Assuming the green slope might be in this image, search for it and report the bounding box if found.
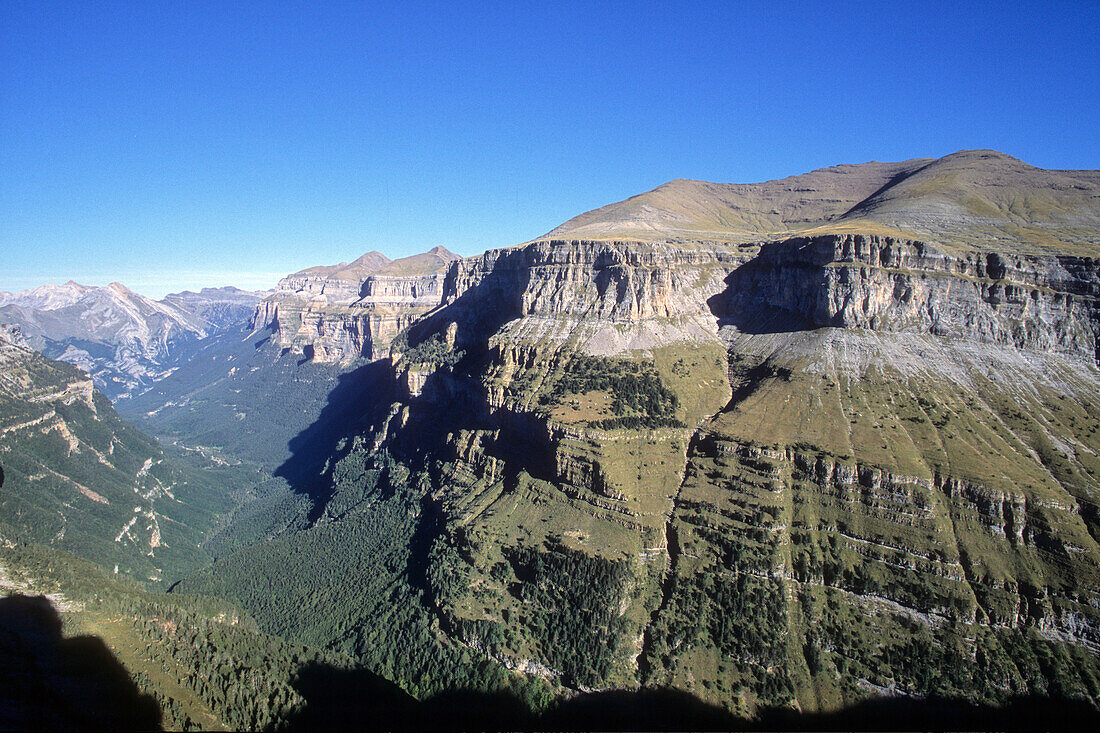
[0,334,243,584]
[0,540,360,730]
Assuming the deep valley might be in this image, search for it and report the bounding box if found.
[3,150,1100,729]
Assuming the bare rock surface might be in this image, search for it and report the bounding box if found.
[253,246,460,361]
[0,283,264,400]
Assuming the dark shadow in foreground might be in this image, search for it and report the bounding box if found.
[0,595,161,731]
[284,660,1100,732]
[2,611,1097,732]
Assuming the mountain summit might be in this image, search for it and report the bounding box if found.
[0,284,264,399]
[545,150,1100,253]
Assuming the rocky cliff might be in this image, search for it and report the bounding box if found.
[717,233,1100,361]
[181,150,1100,716]
[253,246,459,362]
[379,225,1100,698]
[396,239,749,360]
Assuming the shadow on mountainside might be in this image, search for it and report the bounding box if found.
[282,660,1100,732]
[706,246,820,335]
[3,599,1097,732]
[0,595,161,731]
[274,359,396,523]
[272,250,536,522]
[400,247,530,359]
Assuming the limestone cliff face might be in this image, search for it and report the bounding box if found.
[405,234,1100,366]
[444,239,744,320]
[423,239,747,355]
[253,247,459,362]
[716,234,1100,362]
[370,231,1100,711]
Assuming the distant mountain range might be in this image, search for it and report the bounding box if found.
[0,283,264,400]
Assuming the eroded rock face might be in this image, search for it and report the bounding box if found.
[253,246,460,362]
[181,153,1100,716]
[372,232,1100,711]
[715,234,1100,362]
[426,239,748,355]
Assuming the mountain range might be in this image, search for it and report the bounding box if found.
[2,149,1099,728]
[0,283,264,400]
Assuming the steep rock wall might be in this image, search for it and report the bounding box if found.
[718,234,1100,361]
[253,272,449,362]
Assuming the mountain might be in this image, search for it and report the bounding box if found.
[0,327,245,584]
[160,286,265,335]
[252,245,461,362]
[547,150,1100,254]
[0,282,265,400]
[167,150,1100,717]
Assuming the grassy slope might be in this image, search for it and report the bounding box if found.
[0,340,239,585]
[544,150,1100,255]
[643,329,1100,713]
[0,540,356,731]
[174,314,1100,717]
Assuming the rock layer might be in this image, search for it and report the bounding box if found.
[716,234,1100,361]
[253,246,459,362]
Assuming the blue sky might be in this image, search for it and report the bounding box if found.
[2,1,1098,297]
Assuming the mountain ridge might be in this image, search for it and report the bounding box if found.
[0,283,265,399]
[543,150,1100,253]
[6,148,1100,723]
[173,149,1100,718]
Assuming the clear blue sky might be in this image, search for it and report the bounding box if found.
[2,1,1098,297]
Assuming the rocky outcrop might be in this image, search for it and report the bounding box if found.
[402,239,749,356]
[716,234,1100,363]
[253,246,460,362]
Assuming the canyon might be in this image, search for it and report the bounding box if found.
[3,150,1099,724]
[175,151,1100,715]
